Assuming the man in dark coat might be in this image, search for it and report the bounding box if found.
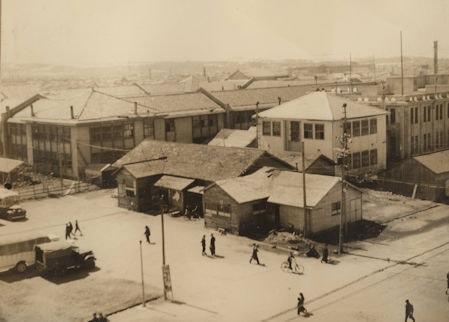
[249,244,260,265]
[321,244,329,263]
[201,235,206,256]
[74,220,83,236]
[405,299,415,322]
[210,233,216,256]
[446,271,449,295]
[68,221,74,238]
[144,226,151,244]
[65,223,71,240]
[297,292,308,316]
[88,313,99,322]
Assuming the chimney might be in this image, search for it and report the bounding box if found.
[70,105,74,119]
[134,102,138,115]
[30,104,35,117]
[278,96,282,105]
[434,40,438,76]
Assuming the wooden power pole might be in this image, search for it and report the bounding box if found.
[301,141,307,238]
[338,103,349,255]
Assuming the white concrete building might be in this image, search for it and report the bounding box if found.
[258,92,388,176]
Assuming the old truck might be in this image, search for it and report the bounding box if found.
[34,241,96,276]
[0,188,26,221]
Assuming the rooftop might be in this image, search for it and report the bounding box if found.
[213,167,341,207]
[258,91,387,121]
[113,140,272,182]
[413,150,449,174]
[208,127,257,148]
[0,157,24,174]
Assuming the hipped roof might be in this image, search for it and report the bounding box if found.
[259,91,387,121]
[413,150,449,174]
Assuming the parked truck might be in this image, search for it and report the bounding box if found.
[0,188,26,221]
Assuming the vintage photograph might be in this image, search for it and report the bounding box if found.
[0,1,448,321]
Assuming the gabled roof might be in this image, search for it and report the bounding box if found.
[226,70,251,80]
[271,152,335,171]
[154,175,195,191]
[258,91,387,121]
[125,92,224,117]
[208,127,257,148]
[210,86,312,111]
[213,167,341,207]
[113,140,270,182]
[413,150,449,174]
[0,157,24,173]
[94,85,148,98]
[10,88,157,122]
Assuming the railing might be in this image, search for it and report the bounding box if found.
[17,181,99,201]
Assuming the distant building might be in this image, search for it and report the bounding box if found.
[110,140,293,212]
[258,92,388,176]
[203,167,362,235]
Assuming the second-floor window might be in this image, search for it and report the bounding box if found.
[315,124,324,140]
[352,121,361,137]
[143,119,154,139]
[361,120,369,136]
[290,121,300,142]
[370,119,377,134]
[304,123,313,139]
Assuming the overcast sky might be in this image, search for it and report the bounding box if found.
[3,0,449,65]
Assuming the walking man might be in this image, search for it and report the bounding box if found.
[297,292,308,316]
[446,271,449,295]
[201,235,206,256]
[210,233,216,256]
[74,220,83,236]
[405,299,415,322]
[144,225,151,244]
[321,244,329,263]
[249,244,260,265]
[68,221,74,238]
[65,223,71,240]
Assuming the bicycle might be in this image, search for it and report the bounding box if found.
[281,260,304,274]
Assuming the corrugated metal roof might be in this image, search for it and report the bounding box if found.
[413,150,449,174]
[115,140,268,182]
[259,92,387,121]
[154,175,195,191]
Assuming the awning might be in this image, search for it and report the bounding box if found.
[187,185,205,195]
[154,175,195,191]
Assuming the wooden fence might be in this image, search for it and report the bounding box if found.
[17,181,99,201]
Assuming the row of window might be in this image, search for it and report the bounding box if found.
[391,104,449,126]
[344,119,377,137]
[262,121,281,137]
[8,124,27,161]
[192,115,219,143]
[347,149,378,169]
[411,131,449,154]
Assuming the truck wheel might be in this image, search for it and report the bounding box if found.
[84,258,95,269]
[15,262,27,273]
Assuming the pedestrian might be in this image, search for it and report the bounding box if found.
[210,233,216,256]
[201,235,206,256]
[144,225,151,244]
[88,313,99,322]
[297,292,308,316]
[306,243,320,258]
[446,271,449,295]
[98,313,108,322]
[405,299,415,322]
[68,221,74,238]
[65,223,71,240]
[74,219,83,236]
[249,244,260,265]
[321,244,329,263]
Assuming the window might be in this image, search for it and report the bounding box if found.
[262,121,271,136]
[390,108,396,124]
[123,123,134,139]
[331,201,341,216]
[352,152,361,168]
[272,121,281,136]
[411,135,419,155]
[165,119,176,141]
[369,119,377,134]
[361,120,369,136]
[439,105,443,120]
[290,121,300,142]
[143,119,154,138]
[427,105,431,122]
[304,123,313,139]
[315,124,324,140]
[352,121,360,137]
[361,150,370,167]
[370,149,378,165]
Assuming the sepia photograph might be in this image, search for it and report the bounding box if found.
[0,0,448,321]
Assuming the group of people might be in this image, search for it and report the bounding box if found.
[88,312,108,322]
[184,204,199,220]
[201,234,216,256]
[65,220,82,239]
[305,243,329,263]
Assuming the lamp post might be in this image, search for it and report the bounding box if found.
[139,240,146,307]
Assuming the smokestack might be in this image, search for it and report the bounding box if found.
[70,105,74,119]
[30,104,35,117]
[134,102,138,115]
[434,40,438,75]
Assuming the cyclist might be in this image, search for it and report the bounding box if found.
[287,252,295,270]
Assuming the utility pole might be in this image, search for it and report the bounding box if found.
[161,209,168,300]
[338,103,349,255]
[349,53,352,93]
[372,55,376,81]
[400,31,404,96]
[255,101,260,148]
[0,0,2,83]
[139,240,146,307]
[301,141,307,238]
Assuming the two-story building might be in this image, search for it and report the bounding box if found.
[257,91,388,176]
